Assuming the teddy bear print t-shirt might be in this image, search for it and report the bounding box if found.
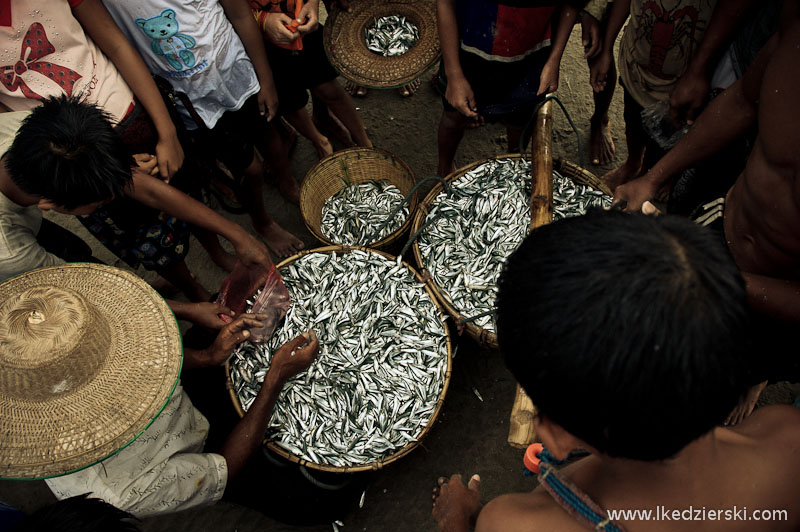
[0,0,134,123]
[102,0,260,129]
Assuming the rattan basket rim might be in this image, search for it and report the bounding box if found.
[300,147,419,250]
[410,156,610,351]
[225,245,453,473]
[323,0,440,89]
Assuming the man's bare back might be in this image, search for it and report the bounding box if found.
[469,406,800,532]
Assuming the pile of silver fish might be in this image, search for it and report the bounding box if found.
[418,159,611,333]
[229,250,449,468]
[320,181,408,246]
[365,16,419,57]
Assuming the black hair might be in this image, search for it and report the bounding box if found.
[496,210,752,461]
[10,494,140,531]
[5,95,134,210]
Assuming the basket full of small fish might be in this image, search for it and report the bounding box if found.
[411,155,612,349]
[323,0,440,89]
[226,246,452,472]
[301,147,418,250]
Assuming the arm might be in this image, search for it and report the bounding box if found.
[669,0,760,124]
[589,0,630,92]
[167,299,235,329]
[437,0,479,119]
[538,4,581,95]
[219,331,318,481]
[614,34,775,211]
[72,0,184,180]
[127,170,273,267]
[743,273,800,325]
[220,0,279,120]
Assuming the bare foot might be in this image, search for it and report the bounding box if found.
[725,381,768,426]
[590,115,615,165]
[398,79,420,97]
[344,80,367,97]
[313,135,334,159]
[254,221,305,259]
[601,161,642,193]
[312,111,355,148]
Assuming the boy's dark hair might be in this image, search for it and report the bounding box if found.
[10,494,140,531]
[496,210,752,461]
[5,96,133,210]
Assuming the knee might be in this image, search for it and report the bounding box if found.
[312,80,346,104]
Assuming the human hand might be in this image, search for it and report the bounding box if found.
[155,132,184,182]
[263,12,301,44]
[580,11,602,59]
[537,59,559,95]
[133,153,159,176]
[432,474,482,532]
[445,76,480,121]
[590,50,612,93]
[257,84,279,122]
[296,0,320,34]
[669,69,709,125]
[270,330,319,384]
[180,302,235,330]
[612,176,661,213]
[202,314,267,366]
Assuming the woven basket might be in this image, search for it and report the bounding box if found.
[410,155,610,351]
[323,0,440,89]
[225,245,453,473]
[300,147,418,251]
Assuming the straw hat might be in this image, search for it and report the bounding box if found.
[323,0,440,89]
[0,264,182,479]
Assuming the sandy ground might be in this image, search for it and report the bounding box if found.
[2,20,798,532]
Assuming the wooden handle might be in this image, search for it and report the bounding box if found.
[507,101,554,448]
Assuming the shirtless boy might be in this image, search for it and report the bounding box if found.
[432,211,800,532]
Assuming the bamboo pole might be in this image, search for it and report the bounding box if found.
[507,100,554,449]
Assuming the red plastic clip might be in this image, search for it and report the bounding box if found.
[523,442,544,475]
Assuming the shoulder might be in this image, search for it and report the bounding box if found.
[735,405,800,441]
[476,491,586,532]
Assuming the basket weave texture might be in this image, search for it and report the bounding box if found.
[225,245,452,473]
[323,0,440,89]
[0,264,182,480]
[411,156,610,351]
[300,147,418,250]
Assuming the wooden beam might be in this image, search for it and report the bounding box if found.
[507,100,554,449]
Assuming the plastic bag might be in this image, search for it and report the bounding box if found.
[215,261,290,343]
[641,100,690,151]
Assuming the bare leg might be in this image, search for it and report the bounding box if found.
[600,116,645,193]
[239,150,304,259]
[258,126,301,205]
[193,227,237,272]
[311,94,355,148]
[283,108,333,159]
[506,123,531,153]
[589,56,616,165]
[437,109,467,177]
[159,260,211,303]
[311,80,372,147]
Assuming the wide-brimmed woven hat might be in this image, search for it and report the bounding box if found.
[0,264,182,480]
[323,0,440,89]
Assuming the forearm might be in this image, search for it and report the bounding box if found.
[601,0,630,53]
[684,0,758,78]
[222,0,278,94]
[73,0,177,141]
[129,171,251,246]
[220,372,284,480]
[547,5,580,65]
[743,272,800,324]
[437,0,464,80]
[640,79,756,188]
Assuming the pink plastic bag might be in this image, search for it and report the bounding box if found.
[215,261,290,343]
